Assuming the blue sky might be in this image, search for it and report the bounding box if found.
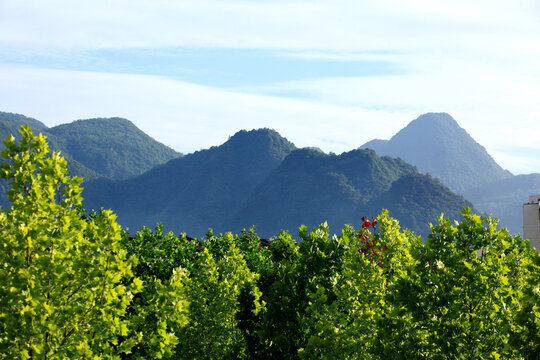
[1,0,539,174]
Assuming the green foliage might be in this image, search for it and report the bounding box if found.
[176,235,263,359]
[0,126,141,359]
[298,211,418,359]
[120,226,194,359]
[48,118,181,181]
[388,208,533,359]
[508,247,540,359]
[1,125,538,358]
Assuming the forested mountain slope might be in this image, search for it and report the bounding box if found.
[48,117,181,180]
[0,112,181,181]
[84,130,471,238]
[234,148,471,237]
[83,128,298,234]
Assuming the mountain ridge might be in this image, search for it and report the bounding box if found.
[360,112,539,234]
[83,129,470,238]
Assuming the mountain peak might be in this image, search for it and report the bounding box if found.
[413,112,457,124]
[222,128,297,161]
[48,116,180,180]
[360,113,511,193]
[227,128,285,144]
[390,113,463,142]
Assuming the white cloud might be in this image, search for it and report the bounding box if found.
[1,0,539,174]
[2,0,538,56]
[2,63,538,174]
[0,64,413,155]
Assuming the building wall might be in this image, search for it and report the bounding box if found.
[523,195,540,250]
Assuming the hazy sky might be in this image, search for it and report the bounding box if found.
[1,0,539,174]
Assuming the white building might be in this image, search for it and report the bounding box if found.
[523,195,540,250]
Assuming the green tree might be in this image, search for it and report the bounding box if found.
[0,126,142,359]
[509,247,540,359]
[176,232,263,359]
[299,211,418,359]
[390,208,531,359]
[120,226,192,359]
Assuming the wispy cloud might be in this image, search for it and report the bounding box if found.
[0,64,412,153]
[0,0,539,174]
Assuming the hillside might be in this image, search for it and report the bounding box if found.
[0,112,181,181]
[366,173,472,235]
[48,117,181,180]
[234,148,470,237]
[360,112,512,193]
[83,128,298,234]
[83,130,471,238]
[0,113,101,208]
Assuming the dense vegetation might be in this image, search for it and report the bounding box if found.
[1,127,538,359]
[0,112,181,181]
[47,118,181,180]
[83,128,299,235]
[83,129,470,238]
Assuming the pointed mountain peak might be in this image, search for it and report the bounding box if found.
[412,112,458,125]
[360,112,511,193]
[390,112,463,141]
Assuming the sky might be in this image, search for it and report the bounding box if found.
[0,0,539,174]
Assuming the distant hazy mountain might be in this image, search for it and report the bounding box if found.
[360,112,540,234]
[360,113,512,193]
[463,174,540,234]
[234,148,471,237]
[0,111,483,238]
[83,128,297,235]
[83,129,470,238]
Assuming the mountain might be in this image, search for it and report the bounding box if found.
[360,113,512,193]
[0,111,48,132]
[0,112,181,181]
[82,128,297,234]
[0,112,101,208]
[360,112,540,235]
[366,173,472,235]
[83,130,471,238]
[234,148,471,237]
[463,174,540,234]
[0,111,182,209]
[0,111,482,238]
[48,117,181,180]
